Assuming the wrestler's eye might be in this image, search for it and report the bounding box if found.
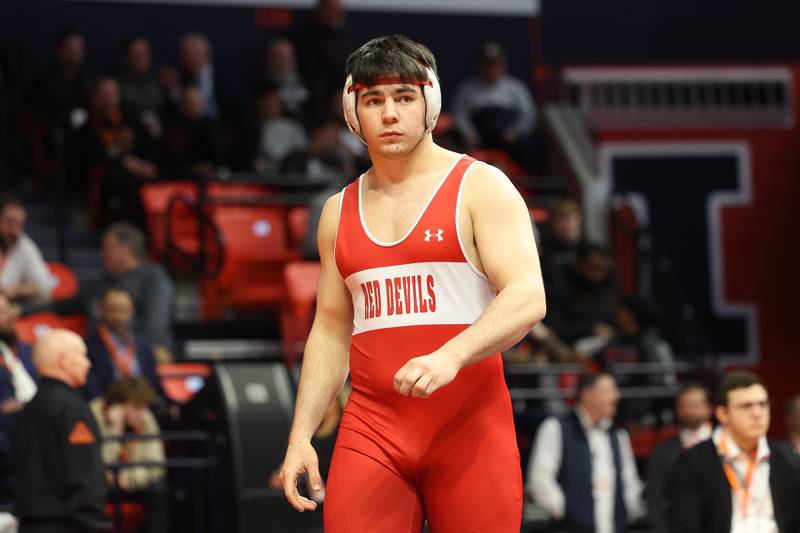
[398,95,414,103]
[365,97,383,106]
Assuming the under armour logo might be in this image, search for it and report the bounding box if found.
[424,229,444,242]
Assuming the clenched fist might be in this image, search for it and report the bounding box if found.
[393,352,460,399]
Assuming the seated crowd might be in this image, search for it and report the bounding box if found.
[0,12,791,533]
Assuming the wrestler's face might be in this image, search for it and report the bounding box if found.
[357,82,427,158]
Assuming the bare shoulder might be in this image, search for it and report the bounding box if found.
[463,161,527,213]
[318,192,344,237]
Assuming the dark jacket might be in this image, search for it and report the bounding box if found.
[12,378,110,532]
[83,331,164,400]
[0,342,37,403]
[557,411,628,533]
[666,438,800,533]
[646,435,683,533]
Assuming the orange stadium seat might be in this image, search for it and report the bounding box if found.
[156,362,212,404]
[105,501,145,532]
[15,313,88,345]
[206,182,271,199]
[140,182,198,258]
[468,148,526,179]
[46,262,79,300]
[280,261,321,368]
[287,206,310,249]
[15,313,66,344]
[201,206,299,318]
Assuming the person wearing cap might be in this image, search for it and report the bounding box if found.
[452,41,538,170]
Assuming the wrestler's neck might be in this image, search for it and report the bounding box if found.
[367,134,451,187]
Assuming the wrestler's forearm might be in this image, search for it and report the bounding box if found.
[440,279,545,368]
[288,326,350,444]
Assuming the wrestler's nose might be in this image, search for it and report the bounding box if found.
[382,99,399,124]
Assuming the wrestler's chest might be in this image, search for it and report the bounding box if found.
[361,195,430,243]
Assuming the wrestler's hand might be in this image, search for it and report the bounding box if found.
[279,440,322,512]
[393,352,460,399]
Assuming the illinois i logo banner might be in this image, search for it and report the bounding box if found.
[598,143,757,365]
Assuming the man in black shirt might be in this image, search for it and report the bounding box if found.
[12,329,110,532]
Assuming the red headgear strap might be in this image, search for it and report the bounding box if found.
[348,77,434,94]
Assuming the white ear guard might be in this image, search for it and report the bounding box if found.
[342,67,442,143]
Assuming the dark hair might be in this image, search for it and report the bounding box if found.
[55,29,83,48]
[676,382,710,405]
[620,293,662,329]
[345,34,438,88]
[575,242,609,262]
[0,194,24,216]
[576,371,613,397]
[715,371,764,406]
[251,80,280,99]
[91,75,119,93]
[102,286,134,304]
[105,377,156,407]
[104,222,147,260]
[121,35,148,53]
[786,395,800,417]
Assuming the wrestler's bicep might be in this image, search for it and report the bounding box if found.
[467,163,542,293]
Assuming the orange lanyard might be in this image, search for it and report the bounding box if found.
[719,434,758,517]
[99,325,136,377]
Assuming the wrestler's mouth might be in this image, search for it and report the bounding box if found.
[380,131,402,137]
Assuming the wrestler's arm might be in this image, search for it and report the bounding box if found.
[280,193,353,512]
[394,163,545,398]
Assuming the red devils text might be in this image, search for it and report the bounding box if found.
[360,274,436,320]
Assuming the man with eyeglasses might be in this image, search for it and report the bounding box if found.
[666,371,800,533]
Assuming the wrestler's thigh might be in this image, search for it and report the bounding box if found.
[324,446,424,533]
[422,440,522,533]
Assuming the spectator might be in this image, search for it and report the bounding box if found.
[0,196,51,303]
[161,33,220,120]
[119,36,165,142]
[595,293,676,421]
[785,395,800,455]
[23,222,175,351]
[545,242,619,346]
[262,38,310,120]
[667,371,800,533]
[0,293,37,414]
[12,329,110,532]
[281,115,352,183]
[541,199,584,281]
[451,41,538,170]
[528,372,644,533]
[32,29,90,130]
[0,292,35,513]
[646,383,713,533]
[245,82,307,173]
[292,0,354,102]
[162,85,224,181]
[85,287,164,401]
[72,76,157,227]
[90,377,168,533]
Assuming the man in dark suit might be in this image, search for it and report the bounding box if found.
[667,371,800,533]
[646,383,713,533]
[784,395,800,456]
[84,287,163,400]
